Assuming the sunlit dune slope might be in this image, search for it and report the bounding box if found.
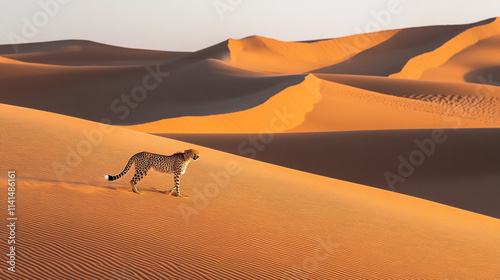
[316,73,500,98]
[1,104,500,279]
[161,129,500,218]
[392,17,500,79]
[0,56,31,64]
[227,30,398,74]
[291,78,500,132]
[312,18,496,76]
[420,34,500,84]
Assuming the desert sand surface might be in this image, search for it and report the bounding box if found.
[2,104,500,279]
[2,16,500,279]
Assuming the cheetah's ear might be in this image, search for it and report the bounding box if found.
[183,150,190,160]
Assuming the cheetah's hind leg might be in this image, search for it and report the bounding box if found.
[130,169,147,194]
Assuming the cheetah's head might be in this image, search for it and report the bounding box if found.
[184,149,200,161]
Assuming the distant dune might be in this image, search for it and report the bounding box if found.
[313,18,497,76]
[227,30,398,74]
[0,44,306,125]
[0,39,187,66]
[392,17,500,79]
[421,34,500,83]
[1,18,499,129]
[1,104,500,279]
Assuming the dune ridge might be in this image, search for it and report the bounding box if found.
[126,75,499,133]
[391,17,500,79]
[228,30,398,74]
[317,73,500,98]
[1,103,500,279]
[420,34,500,83]
[124,74,322,133]
[310,18,497,76]
[0,39,188,66]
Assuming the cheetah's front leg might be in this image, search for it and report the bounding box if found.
[171,172,182,197]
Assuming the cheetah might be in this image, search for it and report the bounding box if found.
[104,149,199,196]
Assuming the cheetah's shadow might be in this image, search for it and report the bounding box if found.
[149,187,189,197]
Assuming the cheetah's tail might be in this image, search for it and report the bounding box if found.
[105,156,135,181]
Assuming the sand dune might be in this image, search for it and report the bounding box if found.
[317,73,500,98]
[125,74,322,133]
[291,78,500,132]
[421,34,500,84]
[227,30,398,74]
[160,129,500,218]
[2,103,500,279]
[0,56,30,65]
[0,40,187,66]
[1,18,499,132]
[127,76,500,133]
[392,17,500,79]
[227,18,498,77]
[312,18,496,76]
[0,51,306,125]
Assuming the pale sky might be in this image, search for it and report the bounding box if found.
[1,0,499,51]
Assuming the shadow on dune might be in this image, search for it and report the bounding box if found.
[464,66,500,87]
[159,128,500,219]
[0,41,306,125]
